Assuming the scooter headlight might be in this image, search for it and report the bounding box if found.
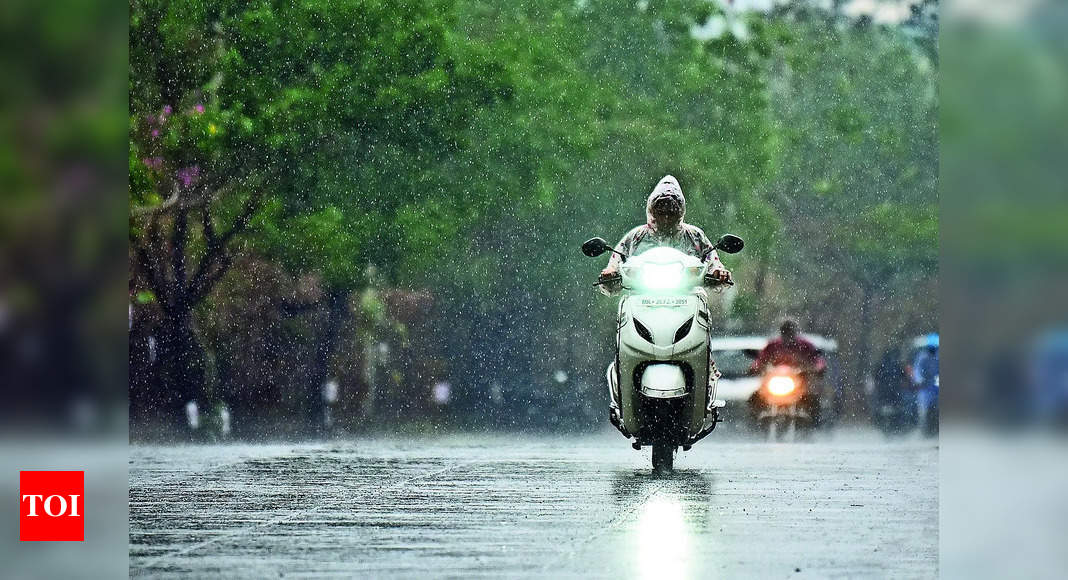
[641,262,684,290]
[767,376,797,396]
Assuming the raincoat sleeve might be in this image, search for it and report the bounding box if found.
[605,234,628,272]
[604,227,641,273]
[801,340,827,373]
[912,350,930,385]
[750,341,776,374]
[600,228,638,296]
[706,249,724,271]
[692,227,724,270]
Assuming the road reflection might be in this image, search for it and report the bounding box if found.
[612,470,715,580]
[635,494,689,579]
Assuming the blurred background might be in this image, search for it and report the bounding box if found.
[0,0,127,577]
[941,0,1068,578]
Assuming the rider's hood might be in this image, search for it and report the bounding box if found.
[646,175,686,232]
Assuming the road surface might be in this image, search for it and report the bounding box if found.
[130,429,937,578]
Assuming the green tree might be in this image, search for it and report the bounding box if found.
[760,10,938,404]
[129,0,507,426]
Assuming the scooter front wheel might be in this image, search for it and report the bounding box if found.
[652,444,674,473]
[766,418,778,442]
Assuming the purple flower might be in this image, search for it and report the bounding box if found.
[193,104,205,114]
[162,105,173,115]
[176,165,201,188]
[143,157,164,170]
[151,129,160,138]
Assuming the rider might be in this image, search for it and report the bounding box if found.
[597,175,733,417]
[911,333,939,437]
[597,175,732,294]
[750,319,827,375]
[750,318,827,422]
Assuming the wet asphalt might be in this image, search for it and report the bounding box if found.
[129,428,937,579]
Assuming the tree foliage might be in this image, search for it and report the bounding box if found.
[129,0,938,434]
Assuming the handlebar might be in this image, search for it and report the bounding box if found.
[593,274,622,288]
[593,274,733,287]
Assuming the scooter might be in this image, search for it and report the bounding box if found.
[582,233,744,472]
[750,364,818,442]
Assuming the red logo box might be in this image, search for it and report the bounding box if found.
[19,471,84,541]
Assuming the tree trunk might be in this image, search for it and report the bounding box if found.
[156,301,205,432]
[132,189,263,435]
[306,289,350,435]
[843,284,877,421]
[753,255,770,329]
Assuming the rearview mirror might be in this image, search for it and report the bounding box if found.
[582,237,611,257]
[714,234,744,254]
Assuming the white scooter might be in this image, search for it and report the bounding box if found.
[583,234,744,472]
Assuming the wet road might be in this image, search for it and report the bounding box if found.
[130,429,937,578]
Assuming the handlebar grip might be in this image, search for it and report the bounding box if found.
[594,274,622,288]
[704,276,734,287]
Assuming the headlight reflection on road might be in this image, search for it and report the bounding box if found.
[634,494,691,580]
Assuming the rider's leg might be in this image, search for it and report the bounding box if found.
[706,339,722,415]
[607,360,621,414]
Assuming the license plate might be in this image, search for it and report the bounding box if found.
[639,297,689,306]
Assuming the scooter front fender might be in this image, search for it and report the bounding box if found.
[639,363,688,398]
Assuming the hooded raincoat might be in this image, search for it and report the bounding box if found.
[600,175,725,296]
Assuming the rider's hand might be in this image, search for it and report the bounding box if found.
[599,267,622,291]
[705,268,732,285]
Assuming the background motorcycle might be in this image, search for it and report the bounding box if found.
[750,364,820,442]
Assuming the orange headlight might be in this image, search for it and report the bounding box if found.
[767,376,797,396]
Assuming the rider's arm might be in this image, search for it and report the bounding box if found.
[813,352,828,374]
[603,227,642,273]
[750,344,773,375]
[693,228,721,266]
[599,229,635,296]
[706,249,724,271]
[911,351,928,385]
[605,240,626,272]
[702,248,731,287]
[692,227,730,285]
[799,341,826,374]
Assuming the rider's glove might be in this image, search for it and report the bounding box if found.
[704,268,732,286]
[599,268,623,292]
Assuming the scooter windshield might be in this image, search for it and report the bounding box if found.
[620,247,704,294]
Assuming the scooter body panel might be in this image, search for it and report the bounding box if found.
[617,293,712,438]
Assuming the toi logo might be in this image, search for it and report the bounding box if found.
[19,471,84,542]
